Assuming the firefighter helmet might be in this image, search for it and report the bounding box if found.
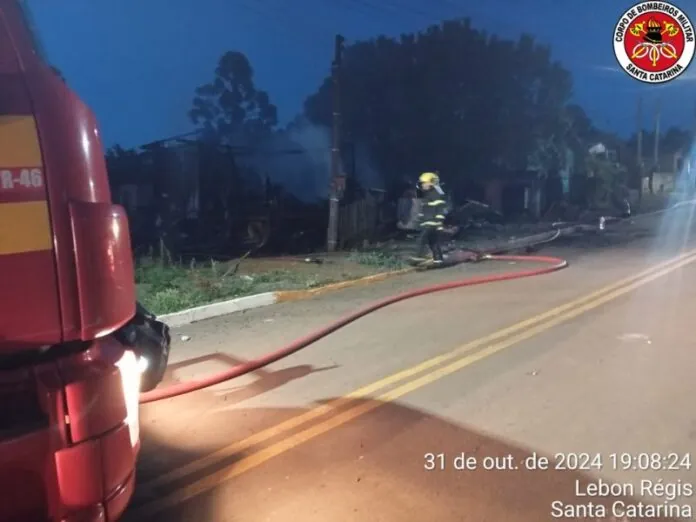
[419,172,439,185]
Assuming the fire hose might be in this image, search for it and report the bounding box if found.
[138,252,567,404]
[138,199,696,403]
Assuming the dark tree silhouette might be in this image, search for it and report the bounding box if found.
[105,145,143,191]
[189,51,278,145]
[303,19,593,200]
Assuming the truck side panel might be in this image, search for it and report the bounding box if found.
[0,3,140,521]
[0,6,61,347]
[0,1,135,348]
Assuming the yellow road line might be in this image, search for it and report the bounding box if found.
[130,249,696,518]
[140,247,696,492]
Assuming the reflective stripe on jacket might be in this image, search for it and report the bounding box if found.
[418,187,448,229]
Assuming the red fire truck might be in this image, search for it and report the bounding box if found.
[0,1,169,520]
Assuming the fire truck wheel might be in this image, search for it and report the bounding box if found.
[131,316,171,393]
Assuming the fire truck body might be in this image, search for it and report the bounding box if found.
[0,1,141,520]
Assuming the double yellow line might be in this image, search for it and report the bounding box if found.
[129,248,696,519]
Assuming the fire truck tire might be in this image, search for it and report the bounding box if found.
[137,318,171,393]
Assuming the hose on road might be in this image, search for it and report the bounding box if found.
[139,254,567,404]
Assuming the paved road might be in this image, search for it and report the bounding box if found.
[124,207,696,522]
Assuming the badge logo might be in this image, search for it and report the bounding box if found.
[614,1,695,84]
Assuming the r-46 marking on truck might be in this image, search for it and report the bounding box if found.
[0,168,44,190]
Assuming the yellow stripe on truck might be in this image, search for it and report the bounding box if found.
[0,116,42,167]
[0,201,52,255]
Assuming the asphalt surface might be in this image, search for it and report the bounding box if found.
[124,206,696,522]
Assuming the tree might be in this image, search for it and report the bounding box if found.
[585,148,627,209]
[187,51,281,237]
[660,126,691,156]
[105,145,143,191]
[624,125,691,193]
[626,125,690,163]
[303,19,580,200]
[189,51,278,145]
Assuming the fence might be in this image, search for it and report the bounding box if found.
[338,194,388,248]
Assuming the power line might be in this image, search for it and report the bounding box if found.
[236,0,334,49]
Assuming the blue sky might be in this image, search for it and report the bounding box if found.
[27,0,696,148]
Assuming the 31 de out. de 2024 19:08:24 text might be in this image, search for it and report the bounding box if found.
[423,452,692,472]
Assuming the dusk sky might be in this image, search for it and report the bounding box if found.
[28,0,696,149]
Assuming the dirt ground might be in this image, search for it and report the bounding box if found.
[232,254,393,280]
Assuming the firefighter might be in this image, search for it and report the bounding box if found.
[410,171,449,265]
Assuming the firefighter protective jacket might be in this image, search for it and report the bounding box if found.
[418,186,448,230]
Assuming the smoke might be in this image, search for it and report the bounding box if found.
[285,123,332,200]
[240,119,384,202]
[352,141,384,192]
[285,123,385,197]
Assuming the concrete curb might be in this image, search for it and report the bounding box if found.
[158,269,414,327]
[275,268,414,303]
[159,292,277,328]
[159,208,681,328]
[156,226,576,328]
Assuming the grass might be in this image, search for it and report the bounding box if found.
[346,250,408,271]
[136,258,337,315]
[136,251,407,315]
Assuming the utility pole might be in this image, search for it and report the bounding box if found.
[636,95,643,167]
[651,97,661,194]
[637,95,643,199]
[653,97,661,169]
[326,34,345,252]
